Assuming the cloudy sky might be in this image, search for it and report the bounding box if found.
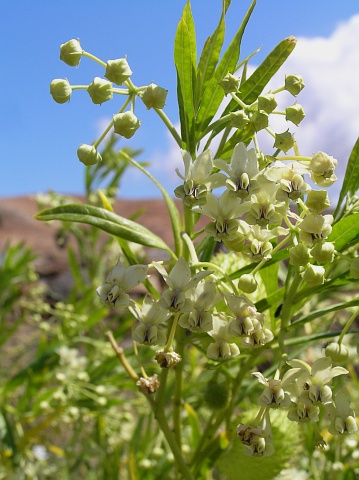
[1,0,359,202]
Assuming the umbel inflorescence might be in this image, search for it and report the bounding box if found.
[49,16,357,464]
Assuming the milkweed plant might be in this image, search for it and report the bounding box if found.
[43,1,359,478]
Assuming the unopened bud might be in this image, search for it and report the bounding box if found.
[251,110,269,132]
[140,83,168,109]
[87,77,113,104]
[77,144,102,166]
[258,94,277,114]
[310,242,335,264]
[237,274,257,293]
[289,243,311,266]
[301,264,325,286]
[230,111,250,129]
[285,74,305,96]
[273,131,294,153]
[325,343,349,363]
[305,190,331,214]
[50,78,72,104]
[113,111,141,138]
[285,103,306,125]
[60,39,82,67]
[105,58,132,85]
[219,72,240,94]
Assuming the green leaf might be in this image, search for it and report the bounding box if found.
[195,4,226,111]
[174,1,196,152]
[259,262,279,330]
[196,0,256,137]
[327,212,359,250]
[35,204,174,256]
[223,36,297,118]
[335,136,359,215]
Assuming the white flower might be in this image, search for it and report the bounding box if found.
[326,388,358,435]
[174,149,225,206]
[97,260,148,309]
[130,295,170,346]
[265,161,311,201]
[154,258,212,312]
[252,369,302,408]
[214,142,260,199]
[310,152,337,187]
[245,178,288,227]
[207,316,240,360]
[298,214,333,245]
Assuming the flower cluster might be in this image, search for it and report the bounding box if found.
[237,356,357,457]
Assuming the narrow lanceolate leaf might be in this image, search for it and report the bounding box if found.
[196,0,256,137]
[335,136,359,215]
[328,212,359,250]
[35,204,173,255]
[223,36,297,117]
[195,4,226,111]
[174,1,196,151]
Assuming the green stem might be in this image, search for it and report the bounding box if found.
[201,114,232,138]
[181,232,198,264]
[164,314,180,352]
[154,108,182,147]
[82,51,107,68]
[229,92,248,110]
[93,119,115,148]
[195,261,238,294]
[278,270,302,351]
[173,328,186,449]
[147,395,194,480]
[338,307,359,344]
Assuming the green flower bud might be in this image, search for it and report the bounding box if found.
[203,379,229,410]
[77,144,102,166]
[237,274,257,293]
[310,242,335,264]
[87,77,113,105]
[50,78,72,104]
[251,110,269,132]
[113,111,141,138]
[60,39,82,67]
[258,94,277,114]
[301,264,325,286]
[285,74,305,96]
[310,152,338,186]
[325,343,349,363]
[230,111,250,129]
[289,243,311,266]
[219,72,240,94]
[273,131,294,153]
[350,257,359,279]
[105,58,132,85]
[305,190,331,214]
[285,103,306,125]
[140,83,168,109]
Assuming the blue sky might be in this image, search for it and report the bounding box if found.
[1,0,359,199]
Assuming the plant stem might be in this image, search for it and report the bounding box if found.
[147,395,194,480]
[278,270,302,351]
[154,108,182,147]
[82,51,107,68]
[338,307,359,344]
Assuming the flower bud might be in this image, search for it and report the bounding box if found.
[155,350,182,368]
[301,264,325,286]
[273,131,294,153]
[77,144,102,166]
[285,103,306,125]
[140,83,168,109]
[87,77,113,104]
[325,342,349,363]
[60,39,82,67]
[237,274,257,293]
[219,72,240,94]
[105,58,133,85]
[310,152,338,186]
[289,243,311,266]
[285,74,305,96]
[258,94,277,114]
[310,241,335,264]
[113,111,141,138]
[305,190,331,214]
[251,110,269,131]
[350,257,359,279]
[50,78,72,104]
[230,111,250,129]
